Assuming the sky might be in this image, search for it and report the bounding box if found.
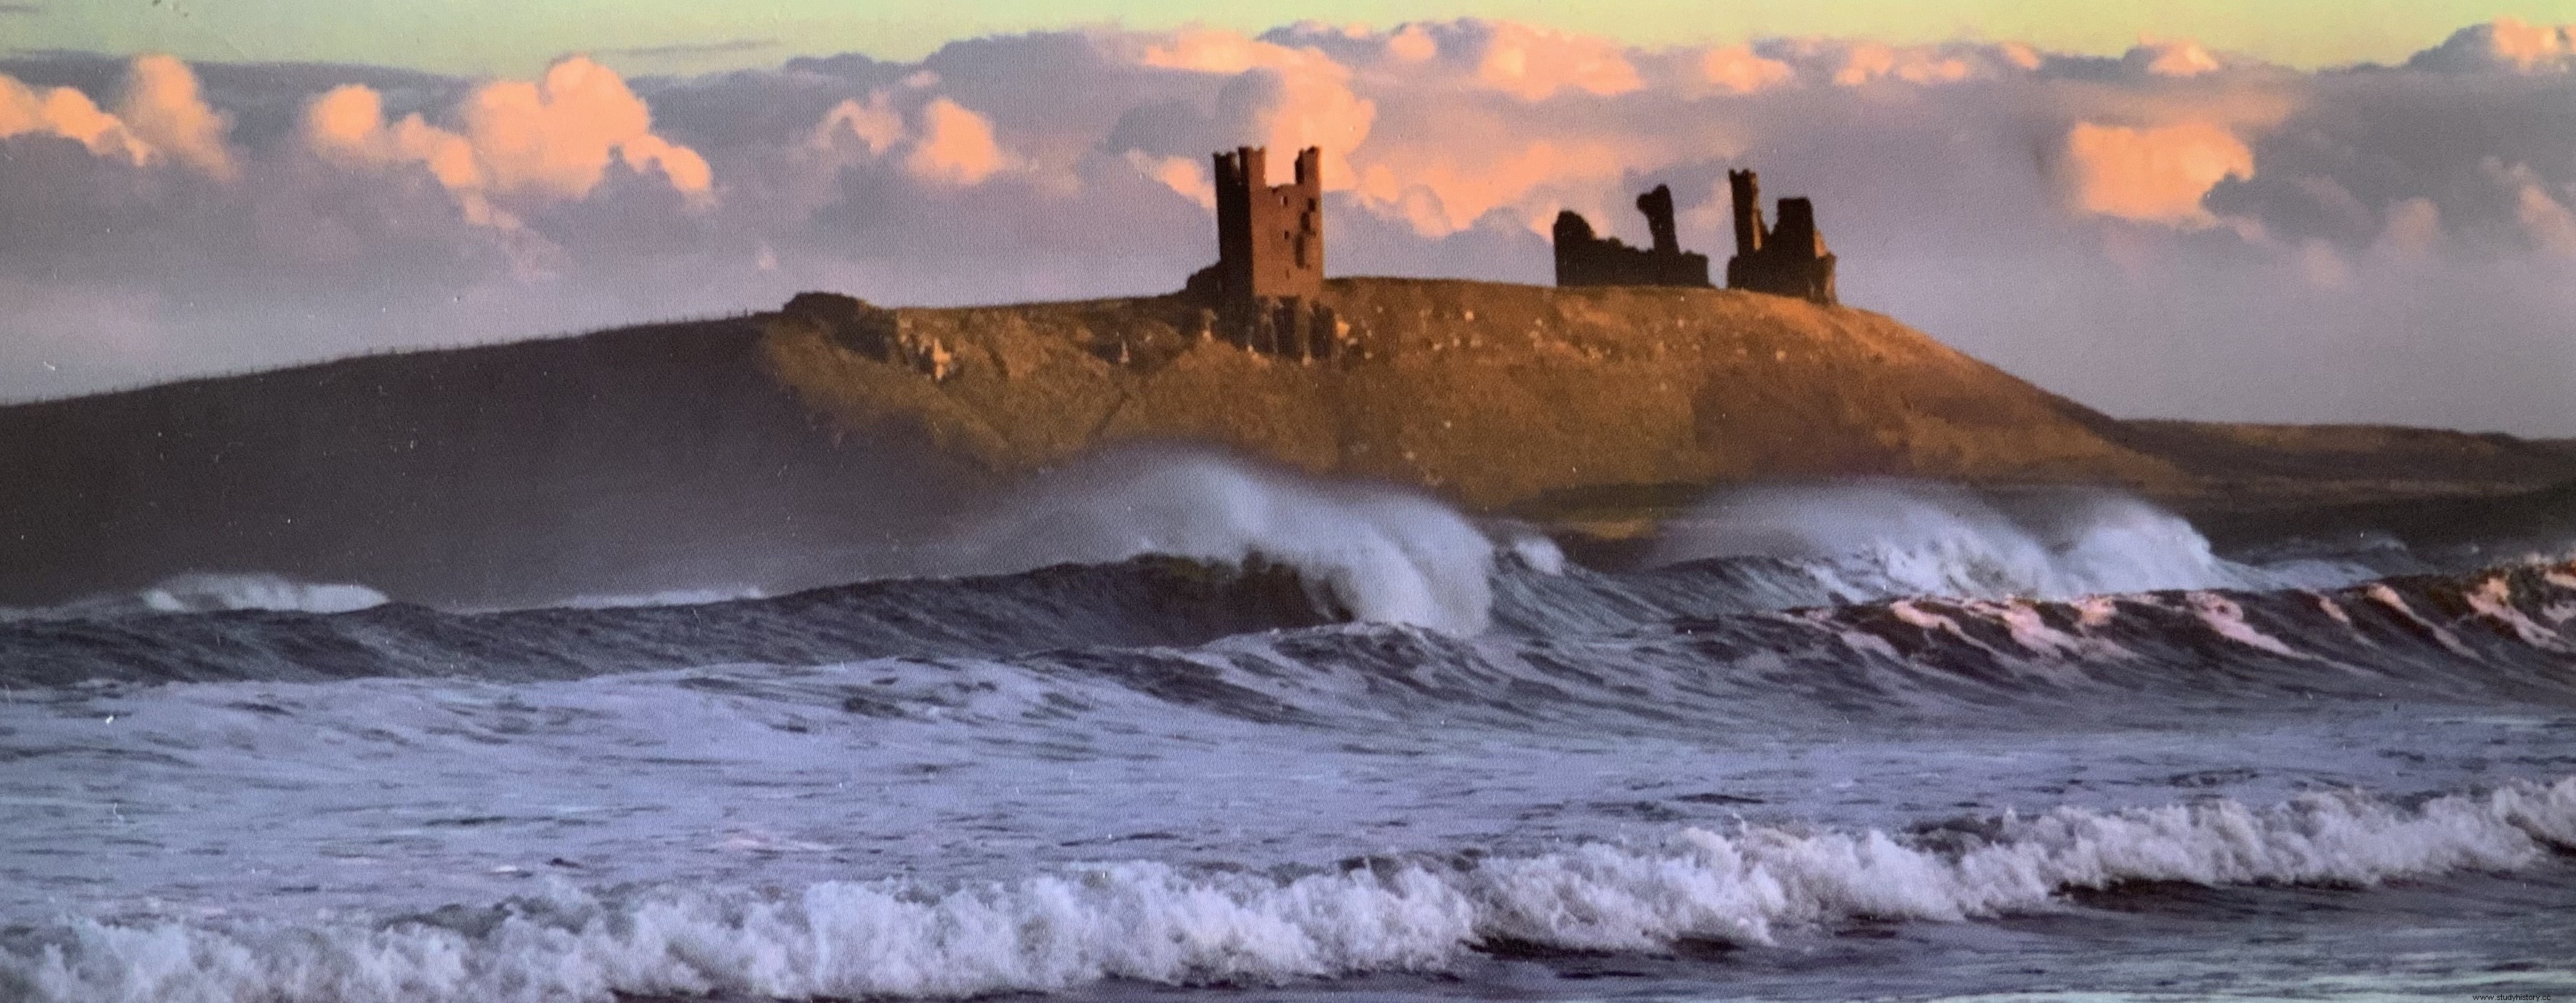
[25,1,2576,74]
[5,4,2576,434]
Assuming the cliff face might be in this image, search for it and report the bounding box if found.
[761,278,2188,512]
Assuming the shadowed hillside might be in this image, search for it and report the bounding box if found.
[0,319,986,607]
[5,277,2572,605]
[2106,419,2576,510]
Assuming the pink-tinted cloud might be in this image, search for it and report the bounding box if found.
[1353,134,1640,236]
[0,73,145,161]
[1750,38,2032,86]
[13,19,2576,435]
[306,84,491,201]
[0,55,229,174]
[1464,21,1641,100]
[2130,39,2223,78]
[2411,17,2576,73]
[301,55,711,232]
[456,56,710,199]
[905,97,1004,185]
[116,54,234,179]
[1699,45,1793,94]
[1136,28,1374,188]
[806,86,1016,188]
[812,92,902,156]
[2064,121,2255,225]
[1130,150,1215,208]
[2490,159,2576,256]
[1384,24,1437,63]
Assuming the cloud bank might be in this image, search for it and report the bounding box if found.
[1,54,230,174]
[3,17,2575,435]
[303,55,711,230]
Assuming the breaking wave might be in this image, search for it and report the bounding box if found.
[9,778,2568,1002]
[0,557,1334,688]
[134,573,389,616]
[1646,480,2371,602]
[932,447,1506,633]
[551,586,770,610]
[8,548,2576,714]
[0,573,387,622]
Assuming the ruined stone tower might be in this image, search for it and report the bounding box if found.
[1552,184,1710,287]
[1723,169,1838,306]
[1186,145,1337,359]
[1192,145,1323,302]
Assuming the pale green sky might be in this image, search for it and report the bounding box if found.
[12,0,2576,76]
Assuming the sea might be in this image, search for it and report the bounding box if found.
[2,452,2571,1002]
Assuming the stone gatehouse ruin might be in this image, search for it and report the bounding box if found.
[1552,172,1838,306]
[774,157,1852,388]
[1725,169,1838,306]
[1185,145,1339,360]
[1552,185,1712,288]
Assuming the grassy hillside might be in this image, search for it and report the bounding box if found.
[2106,419,2576,514]
[7,276,2570,603]
[761,278,2193,523]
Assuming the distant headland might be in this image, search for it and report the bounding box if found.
[3,146,2572,605]
[757,145,2574,517]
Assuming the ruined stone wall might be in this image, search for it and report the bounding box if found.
[1553,184,1711,288]
[1724,170,1838,306]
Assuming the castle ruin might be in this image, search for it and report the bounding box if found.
[1724,170,1837,306]
[1185,145,1338,360]
[1551,185,1711,288]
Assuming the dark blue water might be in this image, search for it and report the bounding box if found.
[4,475,2572,1002]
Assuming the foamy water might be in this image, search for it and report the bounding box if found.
[1648,480,2376,601]
[3,464,2572,1002]
[15,780,2569,1002]
[932,447,1502,633]
[1,572,388,621]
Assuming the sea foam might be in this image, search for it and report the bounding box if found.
[1648,480,2370,601]
[0,573,388,621]
[11,778,2568,1002]
[935,447,1501,633]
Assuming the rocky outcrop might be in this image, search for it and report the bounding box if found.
[780,292,957,381]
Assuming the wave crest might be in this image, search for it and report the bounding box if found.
[938,448,1500,633]
[0,573,387,621]
[1648,480,2370,601]
[12,778,2569,1002]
